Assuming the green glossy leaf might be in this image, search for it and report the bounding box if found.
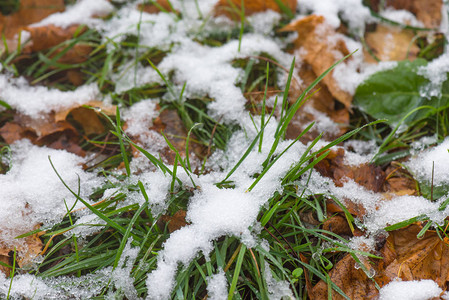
[354,59,449,125]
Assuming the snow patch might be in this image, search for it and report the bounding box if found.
[379,279,443,300]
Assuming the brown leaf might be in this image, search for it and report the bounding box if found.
[0,227,43,276]
[384,224,449,287]
[281,15,353,108]
[368,0,442,28]
[23,24,84,53]
[214,0,297,20]
[54,100,116,122]
[311,244,396,300]
[0,254,10,276]
[160,210,188,233]
[383,162,417,196]
[138,0,178,14]
[22,25,92,65]
[315,148,386,193]
[312,224,449,299]
[322,215,352,236]
[0,0,64,40]
[129,108,206,166]
[0,112,85,156]
[55,100,116,136]
[286,62,349,142]
[364,24,419,63]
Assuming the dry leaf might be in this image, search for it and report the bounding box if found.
[315,148,386,193]
[160,210,188,233]
[368,0,442,28]
[281,15,353,108]
[23,24,85,53]
[322,215,353,237]
[312,224,449,299]
[0,0,64,40]
[0,227,43,276]
[55,101,116,136]
[364,24,419,63]
[21,24,92,65]
[0,112,85,156]
[214,0,296,20]
[138,0,178,14]
[383,162,417,196]
[286,62,349,142]
[383,224,449,287]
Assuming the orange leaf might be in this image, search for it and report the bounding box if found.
[368,0,442,28]
[364,24,419,63]
[312,224,449,299]
[281,15,353,108]
[0,0,64,40]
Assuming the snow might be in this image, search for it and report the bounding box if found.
[0,268,111,299]
[0,140,102,247]
[207,269,228,300]
[31,0,114,29]
[379,279,443,300]
[379,9,424,28]
[418,52,449,99]
[146,185,262,299]
[0,75,99,117]
[297,0,373,33]
[110,239,140,300]
[406,137,449,186]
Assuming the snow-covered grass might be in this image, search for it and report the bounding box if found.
[1,0,449,299]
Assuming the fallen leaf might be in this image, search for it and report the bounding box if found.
[322,215,352,236]
[0,226,43,276]
[311,224,449,299]
[129,108,206,166]
[286,62,349,142]
[160,210,188,233]
[23,24,86,53]
[214,0,297,20]
[383,162,417,196]
[368,0,442,28]
[364,24,419,63]
[0,254,9,276]
[281,15,353,108]
[311,247,395,300]
[383,224,449,287]
[0,111,85,156]
[315,148,386,192]
[55,100,116,136]
[0,0,64,40]
[138,0,178,15]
